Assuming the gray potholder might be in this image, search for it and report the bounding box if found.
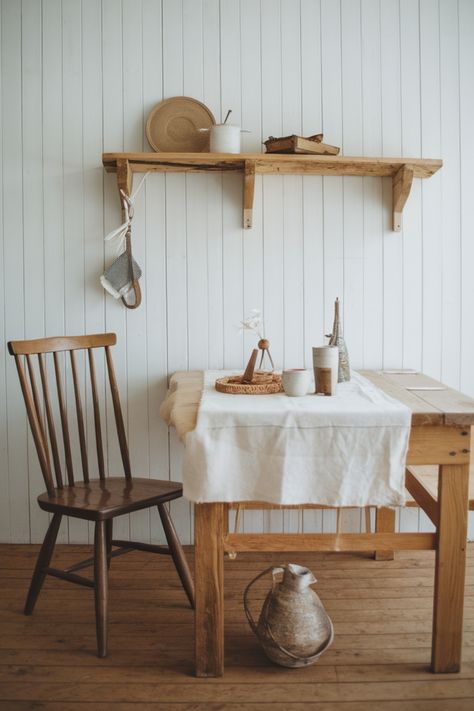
[100,251,142,299]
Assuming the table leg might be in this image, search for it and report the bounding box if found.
[431,463,469,673]
[374,507,396,561]
[195,503,225,677]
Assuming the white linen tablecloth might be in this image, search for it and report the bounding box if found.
[182,370,411,507]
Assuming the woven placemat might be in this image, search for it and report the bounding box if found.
[215,373,283,395]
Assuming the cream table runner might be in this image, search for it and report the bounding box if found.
[180,370,411,507]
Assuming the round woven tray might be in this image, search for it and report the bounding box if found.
[215,372,283,395]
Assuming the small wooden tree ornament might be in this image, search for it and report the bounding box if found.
[215,338,281,394]
[257,339,275,371]
[241,339,276,384]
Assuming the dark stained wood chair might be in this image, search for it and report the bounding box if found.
[8,333,194,657]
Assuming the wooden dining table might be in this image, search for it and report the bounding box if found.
[160,369,474,677]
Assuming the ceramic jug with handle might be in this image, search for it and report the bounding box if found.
[244,563,334,667]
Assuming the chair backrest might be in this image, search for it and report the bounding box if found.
[8,333,131,496]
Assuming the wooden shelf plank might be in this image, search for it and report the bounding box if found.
[102,152,442,231]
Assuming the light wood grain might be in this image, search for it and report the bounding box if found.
[243,159,256,229]
[374,508,396,561]
[406,464,474,510]
[405,468,439,525]
[1,544,474,709]
[102,152,442,178]
[407,426,470,465]
[392,164,414,231]
[8,334,117,356]
[223,532,436,553]
[431,463,470,672]
[194,504,225,677]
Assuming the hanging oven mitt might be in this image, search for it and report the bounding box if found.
[101,173,148,309]
[100,251,142,300]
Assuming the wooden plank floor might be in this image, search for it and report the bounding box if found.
[0,544,473,710]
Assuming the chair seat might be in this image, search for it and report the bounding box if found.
[38,477,183,521]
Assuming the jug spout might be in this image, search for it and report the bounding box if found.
[285,563,317,590]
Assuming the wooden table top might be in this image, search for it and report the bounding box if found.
[160,370,474,440]
[360,371,474,426]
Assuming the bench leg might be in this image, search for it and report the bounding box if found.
[374,507,395,561]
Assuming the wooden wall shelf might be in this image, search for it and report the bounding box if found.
[103,152,442,232]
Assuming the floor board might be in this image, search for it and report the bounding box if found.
[0,544,473,709]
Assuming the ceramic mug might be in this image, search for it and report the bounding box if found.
[282,369,311,397]
[312,346,338,396]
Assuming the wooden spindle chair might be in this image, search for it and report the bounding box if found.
[8,333,194,657]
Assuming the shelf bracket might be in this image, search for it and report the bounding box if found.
[116,158,133,200]
[243,160,256,229]
[392,164,414,232]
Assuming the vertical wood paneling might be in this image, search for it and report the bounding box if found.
[122,0,150,543]
[142,0,168,545]
[420,0,442,380]
[459,0,474,539]
[400,0,423,375]
[1,0,473,542]
[0,1,10,543]
[261,0,284,534]
[361,0,383,371]
[320,0,343,534]
[301,0,323,535]
[439,0,461,389]
[2,0,29,542]
[62,0,87,544]
[240,0,264,534]
[203,0,223,371]
[340,0,364,534]
[102,0,129,542]
[21,0,45,543]
[380,0,403,369]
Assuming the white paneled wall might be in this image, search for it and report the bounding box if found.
[1,0,473,543]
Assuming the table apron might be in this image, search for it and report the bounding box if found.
[407,426,470,464]
[223,532,436,553]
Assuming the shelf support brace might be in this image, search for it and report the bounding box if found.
[116,158,133,200]
[392,164,414,232]
[243,160,256,229]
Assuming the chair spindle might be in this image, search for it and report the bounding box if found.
[70,350,89,484]
[53,351,74,486]
[88,348,105,480]
[37,353,63,488]
[25,354,50,469]
[105,346,131,479]
[13,355,55,496]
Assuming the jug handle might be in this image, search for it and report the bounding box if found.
[243,566,334,664]
[243,565,285,635]
[261,608,335,664]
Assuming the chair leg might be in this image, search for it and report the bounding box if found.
[24,513,62,615]
[94,520,109,658]
[157,503,195,608]
[105,519,113,570]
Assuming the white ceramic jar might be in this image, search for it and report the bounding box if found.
[210,124,241,153]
